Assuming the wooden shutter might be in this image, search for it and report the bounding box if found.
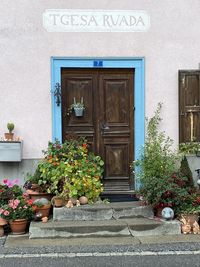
[179,70,200,143]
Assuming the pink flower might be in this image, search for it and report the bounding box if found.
[14,199,20,206]
[22,193,29,199]
[0,208,4,214]
[23,205,27,209]
[3,178,19,188]
[8,199,20,209]
[3,210,10,216]
[3,179,8,185]
[12,179,19,185]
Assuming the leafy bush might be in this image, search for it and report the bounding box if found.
[132,103,194,213]
[27,138,104,203]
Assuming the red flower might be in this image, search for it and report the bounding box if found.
[82,143,87,149]
[26,199,34,205]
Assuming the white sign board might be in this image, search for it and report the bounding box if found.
[43,9,150,32]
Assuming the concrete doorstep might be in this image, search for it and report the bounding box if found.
[29,218,181,239]
[29,202,181,239]
[53,201,154,221]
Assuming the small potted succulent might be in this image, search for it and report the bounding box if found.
[69,97,85,117]
[4,122,14,140]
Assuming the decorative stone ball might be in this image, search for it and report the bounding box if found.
[161,207,174,220]
[79,196,88,205]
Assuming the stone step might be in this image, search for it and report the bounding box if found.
[53,201,154,221]
[29,218,181,239]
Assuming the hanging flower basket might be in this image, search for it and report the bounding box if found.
[74,107,84,117]
[69,97,85,117]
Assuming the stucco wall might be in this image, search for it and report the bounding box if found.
[0,0,200,159]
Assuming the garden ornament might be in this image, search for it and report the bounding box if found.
[76,200,80,207]
[180,217,192,234]
[192,221,200,234]
[66,200,73,208]
[42,217,48,223]
[161,207,174,220]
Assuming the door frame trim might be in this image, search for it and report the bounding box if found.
[51,57,145,189]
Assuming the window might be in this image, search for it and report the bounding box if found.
[179,70,200,143]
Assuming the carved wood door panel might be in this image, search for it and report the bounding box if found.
[61,69,134,192]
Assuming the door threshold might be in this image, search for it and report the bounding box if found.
[101,190,136,195]
[101,190,138,202]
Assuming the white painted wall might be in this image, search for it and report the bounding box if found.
[0,0,200,159]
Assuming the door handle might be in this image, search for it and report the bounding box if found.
[101,123,110,130]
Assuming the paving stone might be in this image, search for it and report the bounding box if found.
[129,219,181,236]
[112,205,154,219]
[53,206,113,221]
[29,220,130,239]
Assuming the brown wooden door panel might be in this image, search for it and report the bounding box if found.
[61,69,98,152]
[61,68,134,192]
[179,70,200,143]
[98,71,134,191]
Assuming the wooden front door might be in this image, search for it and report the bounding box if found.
[61,68,134,192]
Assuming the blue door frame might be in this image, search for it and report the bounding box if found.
[51,57,145,189]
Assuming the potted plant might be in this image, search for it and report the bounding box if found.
[23,171,54,202]
[32,198,51,219]
[0,179,24,207]
[177,193,200,226]
[0,195,34,234]
[23,138,104,205]
[69,97,85,117]
[57,139,104,203]
[51,194,65,208]
[4,122,14,140]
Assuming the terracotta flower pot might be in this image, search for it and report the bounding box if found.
[0,217,7,226]
[51,196,64,207]
[4,133,14,140]
[0,217,7,237]
[9,219,28,235]
[35,204,51,218]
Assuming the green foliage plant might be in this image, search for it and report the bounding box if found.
[179,142,200,155]
[27,138,104,203]
[132,103,192,212]
[7,123,14,133]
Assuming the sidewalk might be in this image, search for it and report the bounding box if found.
[1,233,200,256]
